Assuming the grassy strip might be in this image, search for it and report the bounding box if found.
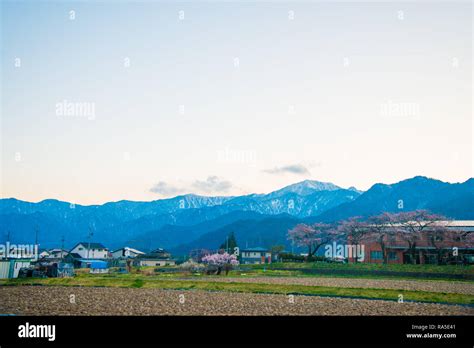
[1,276,473,305]
[253,262,474,275]
[227,269,474,282]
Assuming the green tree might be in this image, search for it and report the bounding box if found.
[270,245,285,262]
[270,245,285,254]
[219,231,238,254]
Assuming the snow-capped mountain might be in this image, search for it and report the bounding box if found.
[266,180,342,198]
[0,179,357,248]
[1,176,472,252]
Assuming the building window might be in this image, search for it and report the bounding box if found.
[388,252,398,260]
[370,251,383,260]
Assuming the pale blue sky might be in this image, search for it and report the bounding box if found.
[1,1,472,204]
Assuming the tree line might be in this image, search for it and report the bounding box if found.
[287,210,473,264]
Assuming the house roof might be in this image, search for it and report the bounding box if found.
[78,259,108,268]
[49,248,68,253]
[112,247,145,255]
[67,253,82,259]
[150,248,169,254]
[137,248,171,259]
[73,242,107,250]
[374,220,474,229]
[387,246,474,251]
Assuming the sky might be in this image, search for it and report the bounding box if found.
[1,1,472,205]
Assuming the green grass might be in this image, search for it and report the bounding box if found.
[131,278,144,288]
[257,262,474,274]
[2,273,473,306]
[220,268,473,282]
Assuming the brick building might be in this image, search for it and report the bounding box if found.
[360,220,474,264]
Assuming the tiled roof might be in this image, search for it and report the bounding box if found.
[75,242,107,249]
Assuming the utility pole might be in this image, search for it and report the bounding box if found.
[61,236,65,260]
[2,231,10,260]
[87,226,93,259]
[34,225,39,247]
[5,231,11,259]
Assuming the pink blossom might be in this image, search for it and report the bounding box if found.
[201,252,239,266]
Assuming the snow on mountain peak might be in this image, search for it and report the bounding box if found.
[268,180,341,198]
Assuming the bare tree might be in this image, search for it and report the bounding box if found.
[287,223,337,261]
[394,210,446,264]
[426,222,474,264]
[426,224,455,264]
[366,212,396,264]
[337,217,369,263]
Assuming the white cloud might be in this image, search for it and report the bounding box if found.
[263,164,310,176]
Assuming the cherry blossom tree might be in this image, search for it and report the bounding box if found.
[337,217,369,263]
[287,223,337,261]
[366,212,397,264]
[201,252,239,275]
[393,210,446,264]
[426,224,458,264]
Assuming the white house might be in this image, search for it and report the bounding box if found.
[69,242,109,259]
[111,247,145,259]
[241,247,272,264]
[39,250,50,259]
[47,248,69,259]
[135,259,176,267]
[133,248,176,267]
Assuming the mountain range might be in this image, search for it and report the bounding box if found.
[1,176,472,255]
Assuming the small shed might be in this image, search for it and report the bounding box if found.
[48,262,75,278]
[77,259,109,274]
[0,259,32,279]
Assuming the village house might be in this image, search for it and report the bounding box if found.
[69,242,109,259]
[134,248,176,267]
[47,248,69,259]
[64,253,82,267]
[39,249,50,259]
[111,247,145,259]
[240,247,272,264]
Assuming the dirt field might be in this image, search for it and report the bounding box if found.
[181,276,474,295]
[1,286,472,316]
